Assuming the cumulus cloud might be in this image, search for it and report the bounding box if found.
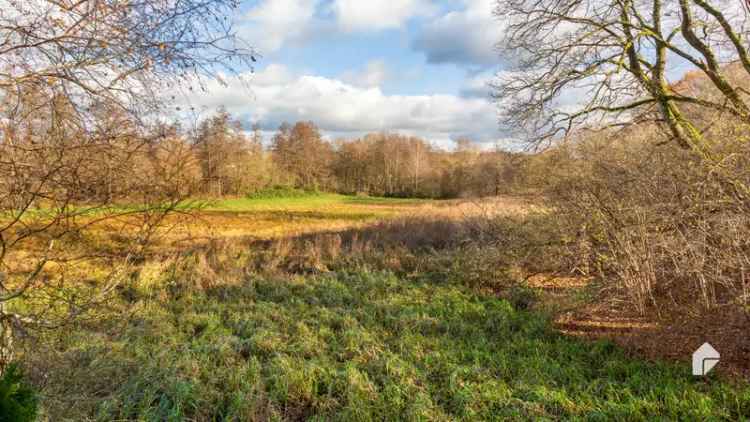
[240,0,320,53]
[460,71,496,98]
[182,64,502,144]
[413,0,504,67]
[332,0,434,32]
[340,60,389,88]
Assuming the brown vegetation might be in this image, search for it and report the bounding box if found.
[0,0,253,369]
[493,0,750,377]
[179,114,525,199]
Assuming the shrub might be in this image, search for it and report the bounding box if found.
[538,122,750,314]
[0,364,38,422]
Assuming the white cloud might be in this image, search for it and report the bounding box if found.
[182,64,501,144]
[251,63,295,86]
[460,71,496,98]
[413,0,504,67]
[333,0,434,32]
[340,60,389,88]
[240,0,320,53]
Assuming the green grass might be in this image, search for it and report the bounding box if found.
[1,194,431,244]
[14,196,749,420]
[2,192,427,222]
[41,269,750,421]
[246,186,323,200]
[213,193,353,211]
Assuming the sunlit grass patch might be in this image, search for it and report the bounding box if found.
[211,193,429,212]
[183,194,436,240]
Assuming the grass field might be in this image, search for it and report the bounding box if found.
[36,270,749,420]
[15,194,750,420]
[212,193,428,211]
[179,194,434,240]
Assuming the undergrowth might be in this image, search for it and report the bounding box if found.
[29,268,750,421]
[0,364,38,422]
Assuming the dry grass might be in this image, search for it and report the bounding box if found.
[144,195,439,245]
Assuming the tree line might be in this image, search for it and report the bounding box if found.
[186,109,526,199]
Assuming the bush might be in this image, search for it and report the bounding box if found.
[537,122,750,314]
[0,364,38,422]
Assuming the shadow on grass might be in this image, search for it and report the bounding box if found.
[339,196,432,206]
[203,209,381,222]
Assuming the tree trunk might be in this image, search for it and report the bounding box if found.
[0,307,14,373]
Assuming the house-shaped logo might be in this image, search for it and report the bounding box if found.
[692,343,720,376]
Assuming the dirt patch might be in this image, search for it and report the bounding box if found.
[535,275,750,380]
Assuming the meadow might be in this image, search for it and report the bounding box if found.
[5,2,750,420]
[16,193,749,421]
[198,193,431,239]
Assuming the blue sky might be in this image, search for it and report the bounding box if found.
[187,0,507,147]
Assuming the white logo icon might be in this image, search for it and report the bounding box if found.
[692,343,720,376]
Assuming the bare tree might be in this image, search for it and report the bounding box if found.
[0,0,254,367]
[493,0,750,154]
[193,108,257,196]
[271,121,334,190]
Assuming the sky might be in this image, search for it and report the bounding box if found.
[184,0,507,148]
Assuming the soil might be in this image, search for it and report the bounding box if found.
[530,275,750,380]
